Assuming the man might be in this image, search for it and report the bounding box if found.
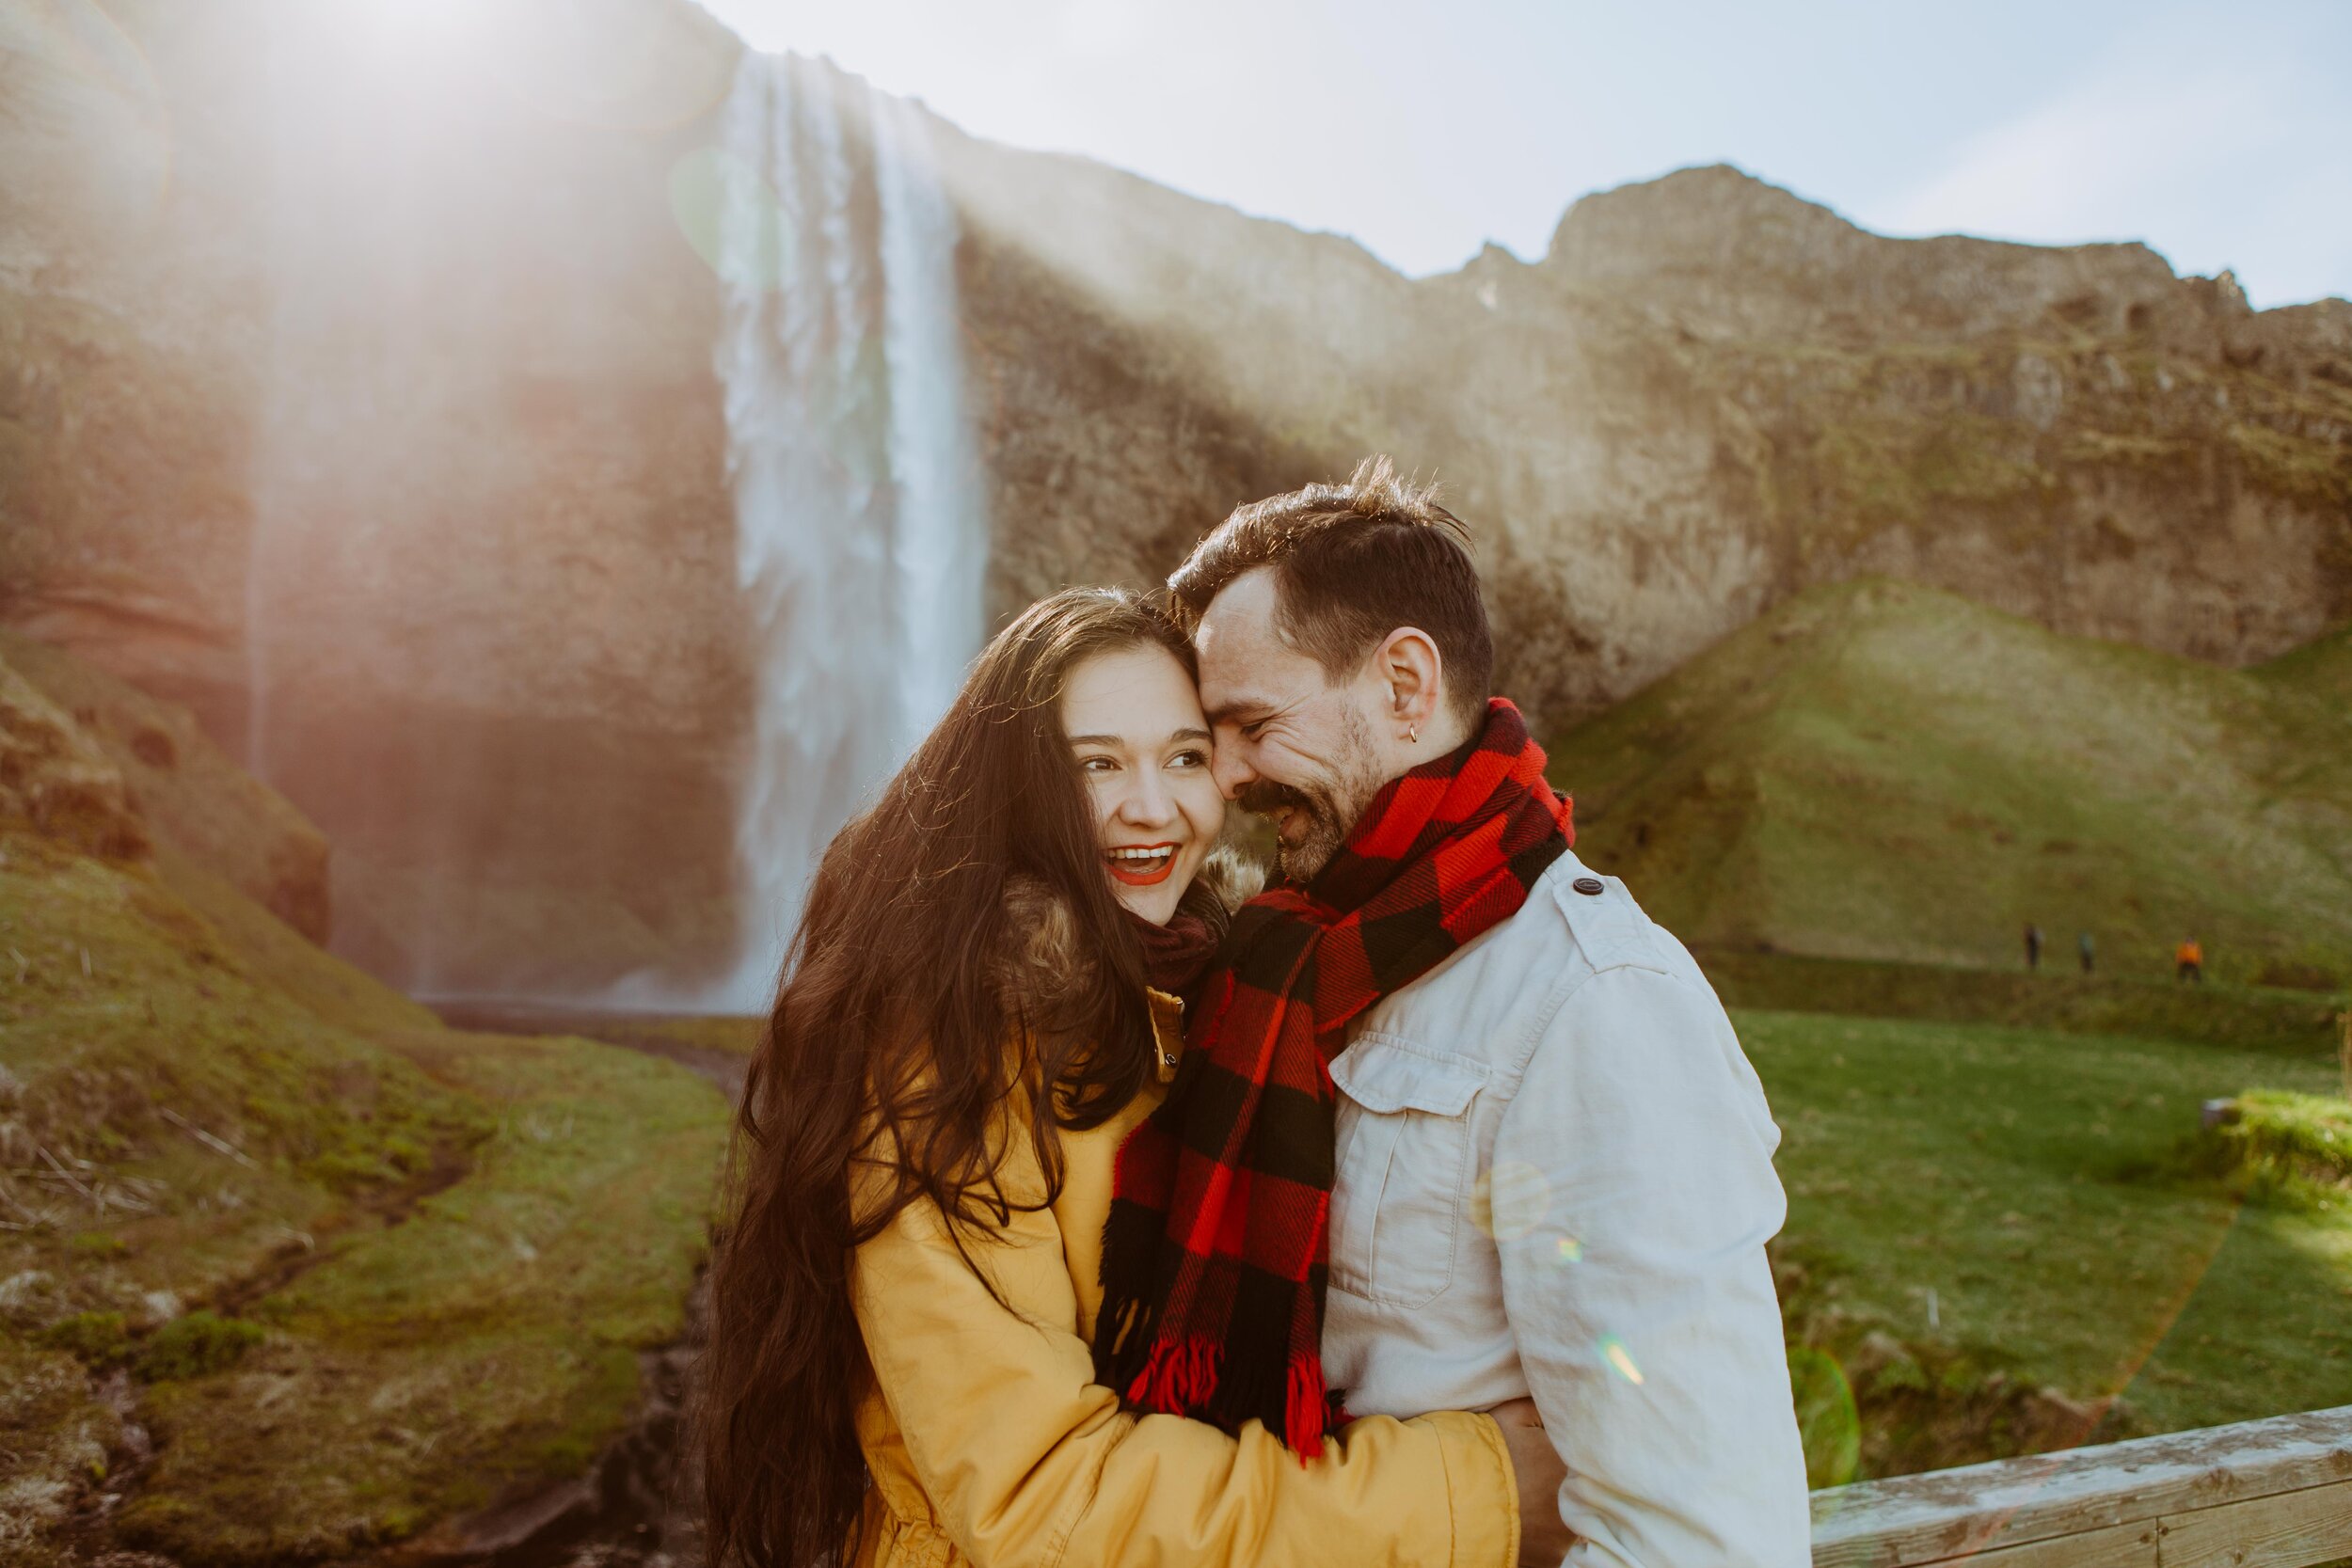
[1163,458,1808,1564]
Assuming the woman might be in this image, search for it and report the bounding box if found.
[702,588,1553,1568]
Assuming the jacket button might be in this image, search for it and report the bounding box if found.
[1572,876,1605,895]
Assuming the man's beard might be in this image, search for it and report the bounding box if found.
[1236,713,1387,883]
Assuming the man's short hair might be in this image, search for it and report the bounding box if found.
[1168,455,1494,730]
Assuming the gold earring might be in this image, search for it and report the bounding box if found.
[1407,725,1420,744]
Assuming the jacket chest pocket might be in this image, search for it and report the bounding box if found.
[1327,1036,1488,1309]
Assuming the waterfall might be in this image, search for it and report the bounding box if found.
[698,54,987,1011]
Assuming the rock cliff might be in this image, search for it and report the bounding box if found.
[949,150,2351,719]
[2,0,2344,992]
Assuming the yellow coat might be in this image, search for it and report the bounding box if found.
[847,990,1522,1568]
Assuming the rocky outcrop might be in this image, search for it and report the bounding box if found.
[2,630,329,942]
[0,650,148,862]
[1,2,2344,994]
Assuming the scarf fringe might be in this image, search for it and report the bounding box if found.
[1123,1334,1221,1414]
[1116,1335,1340,1466]
[1284,1354,1329,1461]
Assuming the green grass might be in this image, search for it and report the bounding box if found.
[2195,1089,2352,1200]
[1554,578,2352,987]
[0,828,483,1315]
[1744,1005,2352,1479]
[0,822,730,1565]
[1702,948,2344,1057]
[2,637,731,1567]
[118,1030,723,1564]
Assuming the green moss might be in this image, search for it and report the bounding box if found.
[137,1311,266,1382]
[119,1033,724,1565]
[2061,429,2191,466]
[2227,420,2352,508]
[0,1333,125,1566]
[36,1310,130,1370]
[2187,1089,2352,1208]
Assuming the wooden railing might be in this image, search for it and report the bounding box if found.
[1811,1405,2352,1567]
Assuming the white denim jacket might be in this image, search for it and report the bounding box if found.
[1323,850,1811,1568]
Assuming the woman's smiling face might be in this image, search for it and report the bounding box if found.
[1060,642,1225,926]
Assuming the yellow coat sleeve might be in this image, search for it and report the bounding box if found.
[850,1184,1519,1568]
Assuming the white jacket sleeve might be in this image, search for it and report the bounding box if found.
[1492,963,1812,1568]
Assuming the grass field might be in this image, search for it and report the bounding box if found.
[1743,1001,2351,1481]
[1703,947,2344,1056]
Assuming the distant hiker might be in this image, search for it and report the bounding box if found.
[2175,938,2204,984]
[2025,923,2043,970]
[2078,930,2095,974]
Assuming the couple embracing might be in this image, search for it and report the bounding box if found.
[703,461,1811,1568]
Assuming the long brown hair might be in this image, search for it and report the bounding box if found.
[702,587,1196,1568]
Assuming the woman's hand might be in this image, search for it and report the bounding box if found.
[1491,1396,1575,1567]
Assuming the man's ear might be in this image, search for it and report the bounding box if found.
[1374,626,1444,738]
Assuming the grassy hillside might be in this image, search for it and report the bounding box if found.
[0,642,728,1568]
[1552,578,2352,987]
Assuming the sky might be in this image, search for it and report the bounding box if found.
[692,0,2352,309]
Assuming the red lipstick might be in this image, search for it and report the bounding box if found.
[1105,843,1180,887]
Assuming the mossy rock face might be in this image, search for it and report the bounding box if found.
[0,657,148,861]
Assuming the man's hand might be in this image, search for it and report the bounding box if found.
[1491,1397,1574,1567]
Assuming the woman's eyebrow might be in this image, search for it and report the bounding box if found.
[1068,729,1209,747]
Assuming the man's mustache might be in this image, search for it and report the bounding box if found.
[1236,780,1314,816]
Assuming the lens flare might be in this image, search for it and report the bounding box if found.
[1598,1333,1645,1386]
[1786,1346,1860,1489]
[669,147,790,292]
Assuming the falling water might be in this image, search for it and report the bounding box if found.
[700,54,987,1011]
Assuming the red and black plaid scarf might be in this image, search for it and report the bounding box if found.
[1094,699,1572,1453]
